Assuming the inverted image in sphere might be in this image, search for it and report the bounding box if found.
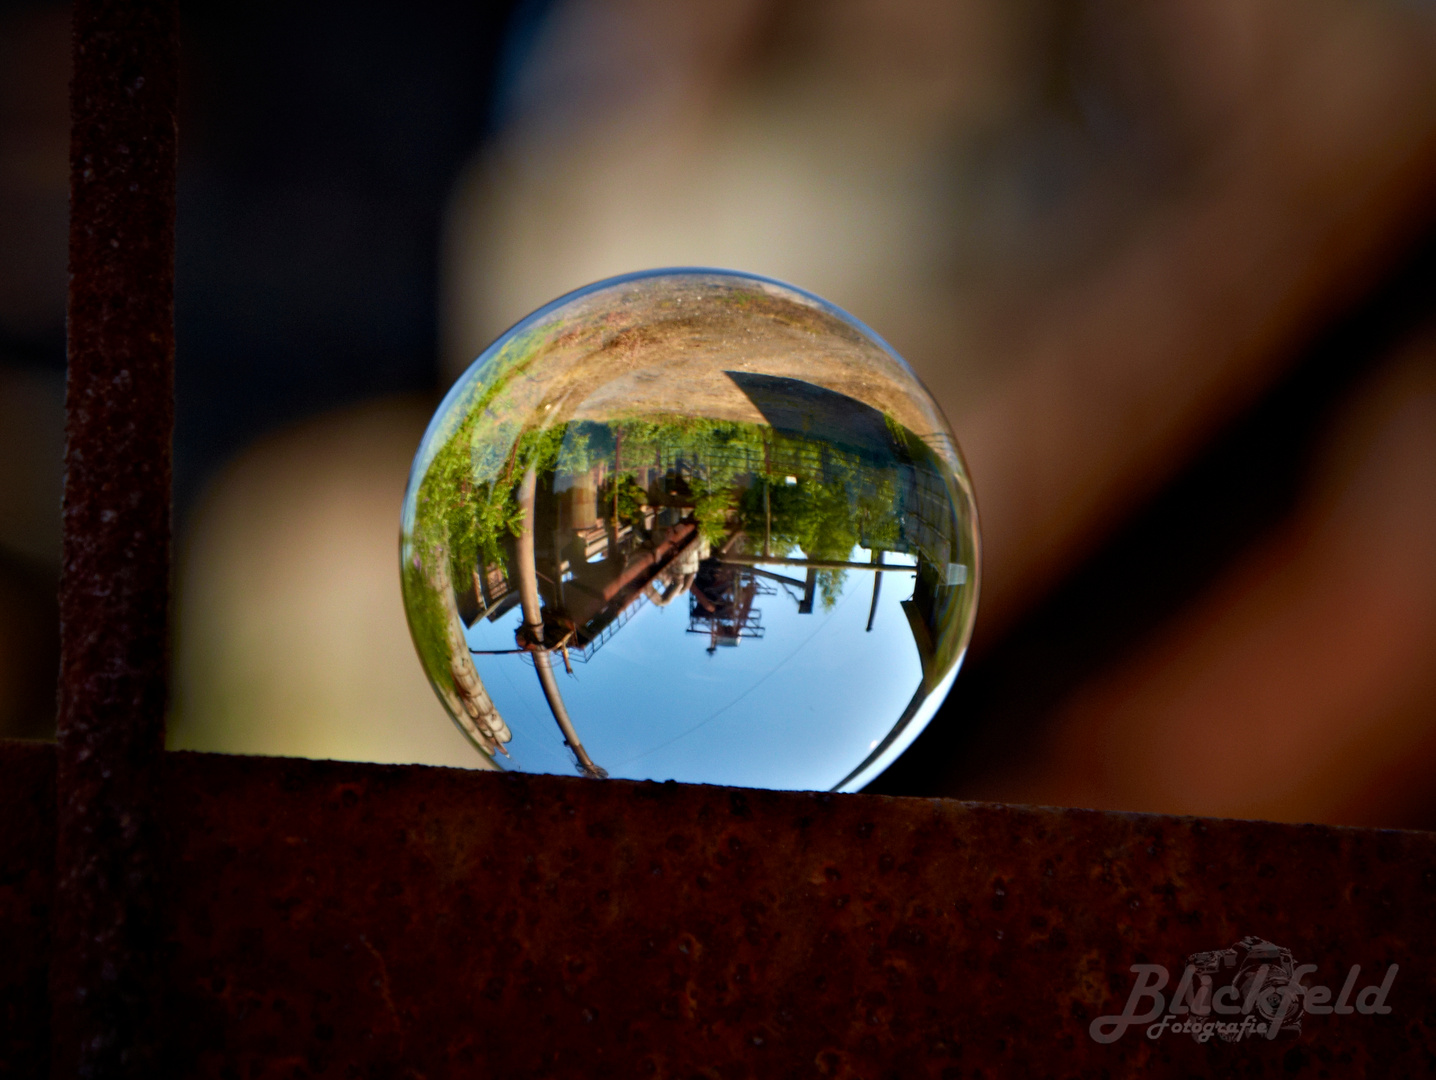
[401,269,978,791]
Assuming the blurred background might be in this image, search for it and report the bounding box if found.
[4,0,1436,827]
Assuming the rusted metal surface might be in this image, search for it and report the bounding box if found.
[160,755,1435,1078]
[7,742,1431,1076]
[0,741,55,1078]
[57,1,179,1075]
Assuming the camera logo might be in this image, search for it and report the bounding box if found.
[1185,936,1304,1041]
[1090,936,1399,1045]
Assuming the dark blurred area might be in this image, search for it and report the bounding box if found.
[174,0,518,505]
[0,0,520,750]
[4,0,1436,826]
[0,1,66,740]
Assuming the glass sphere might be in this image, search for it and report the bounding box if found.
[401,269,978,791]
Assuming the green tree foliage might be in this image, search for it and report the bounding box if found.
[407,402,927,680]
[404,372,566,696]
[597,473,650,529]
[735,440,904,608]
[401,553,455,694]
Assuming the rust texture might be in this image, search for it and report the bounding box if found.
[7,744,1432,1077]
[57,1,179,1075]
[159,756,1435,1078]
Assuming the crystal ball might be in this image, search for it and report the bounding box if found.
[401,269,978,791]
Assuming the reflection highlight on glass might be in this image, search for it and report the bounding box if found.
[401,269,978,791]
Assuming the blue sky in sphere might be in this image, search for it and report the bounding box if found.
[464,546,925,791]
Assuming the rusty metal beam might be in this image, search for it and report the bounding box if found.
[20,5,1435,1079]
[5,740,1434,1076]
[56,1,179,1075]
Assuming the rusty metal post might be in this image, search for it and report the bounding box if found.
[54,2,179,1076]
